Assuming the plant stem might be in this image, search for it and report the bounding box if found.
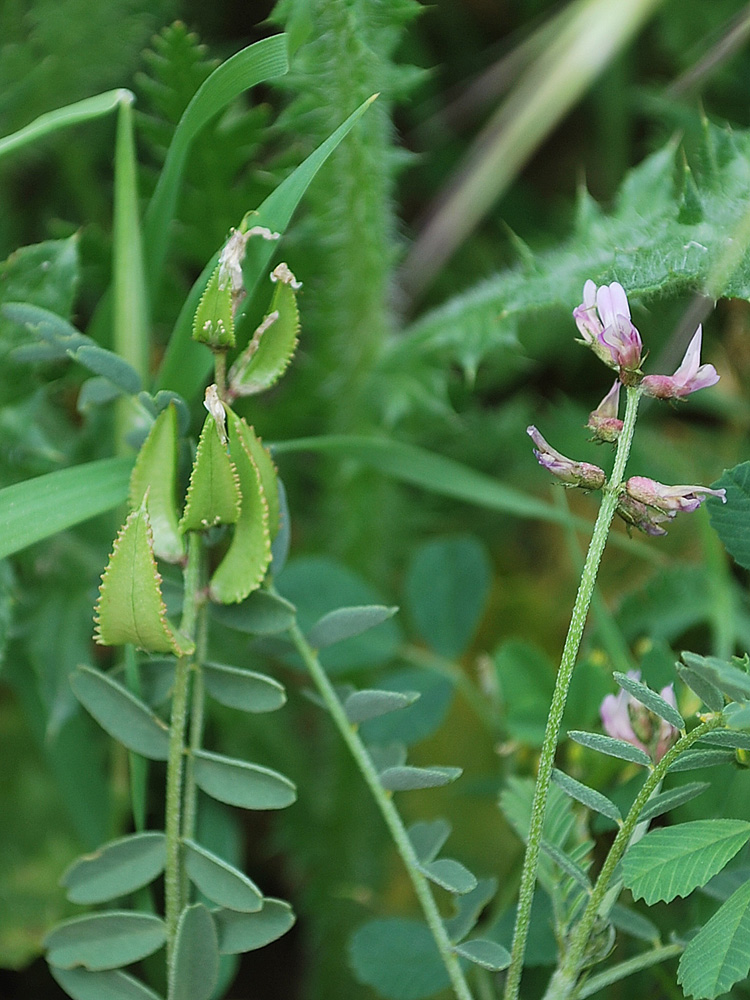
[164,534,202,961]
[288,619,475,1000]
[181,572,208,904]
[544,717,720,1000]
[503,386,641,1000]
[573,943,683,999]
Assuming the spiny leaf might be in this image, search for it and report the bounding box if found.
[209,414,271,604]
[128,404,184,562]
[192,260,234,348]
[180,414,240,533]
[94,498,194,655]
[623,820,750,905]
[678,878,750,998]
[227,410,280,539]
[229,262,300,396]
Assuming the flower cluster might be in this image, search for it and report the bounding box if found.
[601,671,679,762]
[528,280,726,535]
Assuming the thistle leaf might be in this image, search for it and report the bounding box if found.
[180,414,241,533]
[228,262,300,396]
[128,404,184,562]
[94,498,194,655]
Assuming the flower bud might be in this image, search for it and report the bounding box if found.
[587,381,623,443]
[527,426,606,490]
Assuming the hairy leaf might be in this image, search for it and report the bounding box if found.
[49,966,162,1000]
[678,879,750,998]
[193,750,296,810]
[551,769,622,824]
[568,730,651,767]
[613,671,684,729]
[307,605,399,650]
[202,662,286,714]
[183,840,262,912]
[214,899,294,954]
[453,939,510,972]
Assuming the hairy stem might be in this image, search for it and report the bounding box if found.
[288,619,475,1000]
[503,386,641,1000]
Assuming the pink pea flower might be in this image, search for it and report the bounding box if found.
[587,380,623,443]
[625,476,727,514]
[641,326,719,400]
[527,426,606,490]
[601,671,679,762]
[574,280,643,373]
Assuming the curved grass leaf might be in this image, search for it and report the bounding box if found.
[344,689,420,725]
[680,651,750,702]
[417,859,477,895]
[170,905,218,1000]
[622,820,750,905]
[144,34,289,292]
[638,782,710,824]
[203,662,286,714]
[678,879,750,998]
[156,94,376,400]
[129,405,184,562]
[0,456,132,560]
[568,730,652,767]
[613,671,684,729]
[209,589,296,635]
[183,840,262,913]
[708,463,750,571]
[49,966,162,1000]
[214,899,294,954]
[70,666,170,761]
[307,605,399,650]
[45,911,166,971]
[453,939,510,972]
[0,90,129,161]
[61,832,166,904]
[94,500,194,656]
[193,749,296,810]
[551,768,621,824]
[379,765,462,792]
[408,819,452,865]
[180,416,240,533]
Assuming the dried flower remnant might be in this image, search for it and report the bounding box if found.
[587,381,623,443]
[601,671,679,762]
[218,225,281,315]
[204,384,228,445]
[527,426,606,490]
[625,476,726,514]
[573,280,642,375]
[641,326,720,399]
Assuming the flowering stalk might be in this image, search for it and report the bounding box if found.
[503,385,642,1000]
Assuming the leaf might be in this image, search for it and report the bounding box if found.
[183,840,262,913]
[408,819,452,865]
[344,689,420,724]
[638,782,710,823]
[678,879,750,998]
[307,605,399,650]
[417,859,477,895]
[170,905,218,1000]
[209,589,296,635]
[61,832,166,904]
[551,769,622,824]
[78,377,124,412]
[94,500,194,656]
[453,939,510,972]
[568,730,652,767]
[700,730,750,750]
[202,662,286,714]
[677,664,725,713]
[208,413,271,604]
[708,463,750,571]
[192,261,234,348]
[214,899,294,953]
[49,966,163,1000]
[128,405,184,562]
[609,904,659,943]
[193,749,296,810]
[668,749,735,772]
[0,456,131,560]
[348,918,449,1000]
[444,877,498,944]
[229,263,301,396]
[622,820,750,905]
[156,94,376,400]
[405,536,491,658]
[722,702,750,729]
[45,911,166,970]
[70,666,170,761]
[359,667,453,747]
[540,840,592,892]
[227,412,280,539]
[613,671,685,730]
[180,415,241,533]
[493,640,554,746]
[379,765,462,792]
[680,651,750,702]
[3,301,91,357]
[0,90,127,161]
[70,345,142,394]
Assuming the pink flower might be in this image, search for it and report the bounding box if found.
[625,476,727,514]
[641,326,719,399]
[616,493,674,536]
[527,426,606,490]
[587,381,623,443]
[574,280,642,373]
[601,671,679,762]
